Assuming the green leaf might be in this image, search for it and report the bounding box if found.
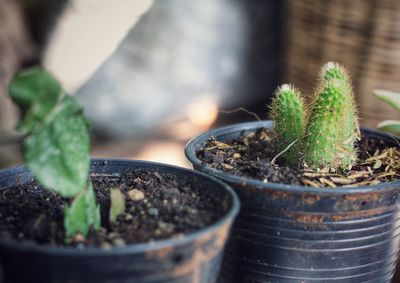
[24,95,90,197]
[109,188,126,223]
[9,67,62,134]
[84,183,101,232]
[377,120,400,134]
[10,66,100,242]
[64,183,101,238]
[373,89,400,112]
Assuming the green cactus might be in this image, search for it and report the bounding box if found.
[303,79,348,169]
[270,84,306,166]
[320,62,359,168]
[270,62,359,170]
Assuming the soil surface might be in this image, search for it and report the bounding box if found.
[0,169,226,247]
[197,128,400,187]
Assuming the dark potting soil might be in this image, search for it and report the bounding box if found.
[197,128,400,187]
[0,169,226,247]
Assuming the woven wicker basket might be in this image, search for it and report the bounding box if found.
[283,0,400,127]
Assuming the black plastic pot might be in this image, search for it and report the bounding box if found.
[185,120,400,283]
[0,159,240,283]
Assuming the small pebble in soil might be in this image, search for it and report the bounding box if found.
[112,238,126,247]
[127,189,145,201]
[233,153,241,159]
[158,221,175,233]
[173,233,185,239]
[108,232,119,239]
[148,208,159,217]
[124,213,133,221]
[73,233,85,242]
[164,187,180,196]
[101,242,112,250]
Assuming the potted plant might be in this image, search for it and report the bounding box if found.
[0,68,240,283]
[373,89,400,282]
[185,62,400,282]
[373,89,400,135]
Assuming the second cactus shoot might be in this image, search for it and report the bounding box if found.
[270,62,359,170]
[270,84,306,166]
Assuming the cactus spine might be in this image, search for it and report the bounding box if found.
[271,62,358,170]
[270,84,306,166]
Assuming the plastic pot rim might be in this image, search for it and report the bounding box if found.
[222,264,395,281]
[226,266,395,281]
[235,217,400,235]
[223,251,399,272]
[185,120,400,195]
[0,158,240,256]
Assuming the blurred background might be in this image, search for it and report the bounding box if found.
[1,0,400,170]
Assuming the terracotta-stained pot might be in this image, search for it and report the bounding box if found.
[0,159,239,283]
[185,120,400,283]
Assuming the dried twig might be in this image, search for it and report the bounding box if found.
[219,107,261,121]
[271,139,299,165]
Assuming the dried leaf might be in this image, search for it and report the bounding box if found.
[319,178,336,188]
[348,172,371,179]
[347,179,381,187]
[259,131,272,141]
[302,179,321,187]
[320,167,330,173]
[210,141,231,149]
[222,163,234,170]
[376,172,397,179]
[373,160,382,169]
[330,177,354,185]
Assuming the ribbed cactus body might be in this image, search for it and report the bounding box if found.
[270,84,306,166]
[320,62,358,169]
[303,80,347,168]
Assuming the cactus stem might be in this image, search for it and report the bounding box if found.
[270,84,306,166]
